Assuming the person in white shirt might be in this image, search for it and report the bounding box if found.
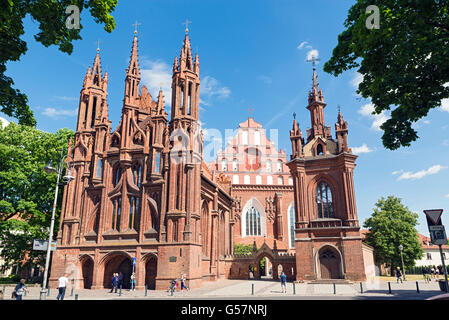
[57,274,70,300]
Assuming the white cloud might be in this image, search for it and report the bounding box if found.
[351,72,363,89]
[392,170,404,175]
[441,98,449,113]
[397,164,447,181]
[0,117,10,128]
[351,143,373,155]
[42,108,78,119]
[140,59,172,106]
[358,103,390,131]
[201,76,231,100]
[297,41,309,50]
[306,49,319,62]
[445,193,449,198]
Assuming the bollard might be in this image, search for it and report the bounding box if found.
[333,283,336,295]
[119,285,122,296]
[71,287,74,296]
[416,281,420,294]
[293,282,296,295]
[47,287,50,296]
[360,282,363,294]
[145,284,148,297]
[75,293,78,300]
[251,283,254,295]
[388,281,392,294]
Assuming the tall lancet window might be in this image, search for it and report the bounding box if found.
[245,206,261,236]
[128,196,141,231]
[288,205,296,248]
[96,159,103,178]
[316,182,334,218]
[113,166,122,187]
[111,197,122,231]
[132,163,142,188]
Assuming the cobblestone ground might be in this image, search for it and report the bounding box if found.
[0,278,444,300]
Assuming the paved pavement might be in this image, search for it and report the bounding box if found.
[0,278,444,300]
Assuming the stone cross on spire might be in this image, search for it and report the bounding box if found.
[183,19,192,33]
[132,20,141,35]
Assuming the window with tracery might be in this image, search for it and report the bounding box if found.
[245,206,261,236]
[132,163,142,188]
[111,197,122,231]
[316,182,334,218]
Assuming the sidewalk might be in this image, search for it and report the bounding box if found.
[0,278,443,300]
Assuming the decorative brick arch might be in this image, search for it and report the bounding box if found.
[79,254,94,289]
[314,244,345,280]
[100,251,133,289]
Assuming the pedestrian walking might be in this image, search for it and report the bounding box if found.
[422,266,429,283]
[430,266,435,279]
[56,274,69,300]
[395,267,403,283]
[280,272,287,293]
[168,279,177,295]
[180,274,189,291]
[436,267,440,279]
[13,279,28,300]
[109,273,118,293]
[118,272,124,289]
[130,273,136,291]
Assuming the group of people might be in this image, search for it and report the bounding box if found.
[110,272,137,293]
[422,265,443,282]
[167,274,189,295]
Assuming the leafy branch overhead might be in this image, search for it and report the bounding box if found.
[324,0,449,150]
[0,0,118,126]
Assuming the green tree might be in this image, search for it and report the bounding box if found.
[233,243,253,255]
[0,0,117,126]
[0,122,74,272]
[363,196,423,272]
[323,0,449,150]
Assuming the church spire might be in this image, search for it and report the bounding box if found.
[124,33,141,106]
[306,64,330,141]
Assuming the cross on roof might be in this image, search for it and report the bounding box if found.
[306,56,321,68]
[96,39,101,52]
[183,19,192,33]
[248,106,255,117]
[293,112,296,120]
[132,20,141,34]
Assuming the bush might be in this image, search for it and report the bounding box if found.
[0,274,21,284]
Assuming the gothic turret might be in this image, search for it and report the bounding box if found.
[335,109,350,153]
[124,33,141,107]
[306,67,331,141]
[290,115,304,159]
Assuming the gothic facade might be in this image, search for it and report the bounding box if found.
[287,67,366,281]
[49,31,234,290]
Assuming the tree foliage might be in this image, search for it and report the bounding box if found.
[0,122,74,270]
[0,0,117,126]
[363,196,423,270]
[323,0,449,150]
[233,243,254,255]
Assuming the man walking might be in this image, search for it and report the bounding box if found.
[56,274,69,300]
[13,279,28,300]
[118,272,124,290]
[395,267,403,283]
[280,272,287,293]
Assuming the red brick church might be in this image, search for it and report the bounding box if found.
[49,30,367,290]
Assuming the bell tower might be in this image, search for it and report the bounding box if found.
[156,27,204,290]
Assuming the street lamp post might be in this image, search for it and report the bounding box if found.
[399,244,406,281]
[39,147,74,300]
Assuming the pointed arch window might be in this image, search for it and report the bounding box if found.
[316,182,334,218]
[288,205,296,248]
[113,166,122,187]
[128,196,141,231]
[111,197,122,231]
[132,163,142,188]
[245,206,261,236]
[154,152,162,173]
[317,144,324,156]
[96,159,103,178]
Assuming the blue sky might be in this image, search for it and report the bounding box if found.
[2,0,449,236]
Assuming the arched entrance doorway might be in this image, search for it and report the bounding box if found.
[81,256,94,289]
[145,255,157,290]
[256,254,274,280]
[103,253,133,289]
[318,246,342,279]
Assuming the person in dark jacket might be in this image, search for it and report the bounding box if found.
[395,267,403,283]
[118,272,124,289]
[14,279,28,300]
[109,273,118,293]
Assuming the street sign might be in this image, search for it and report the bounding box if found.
[132,257,136,266]
[33,239,57,251]
[424,209,443,225]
